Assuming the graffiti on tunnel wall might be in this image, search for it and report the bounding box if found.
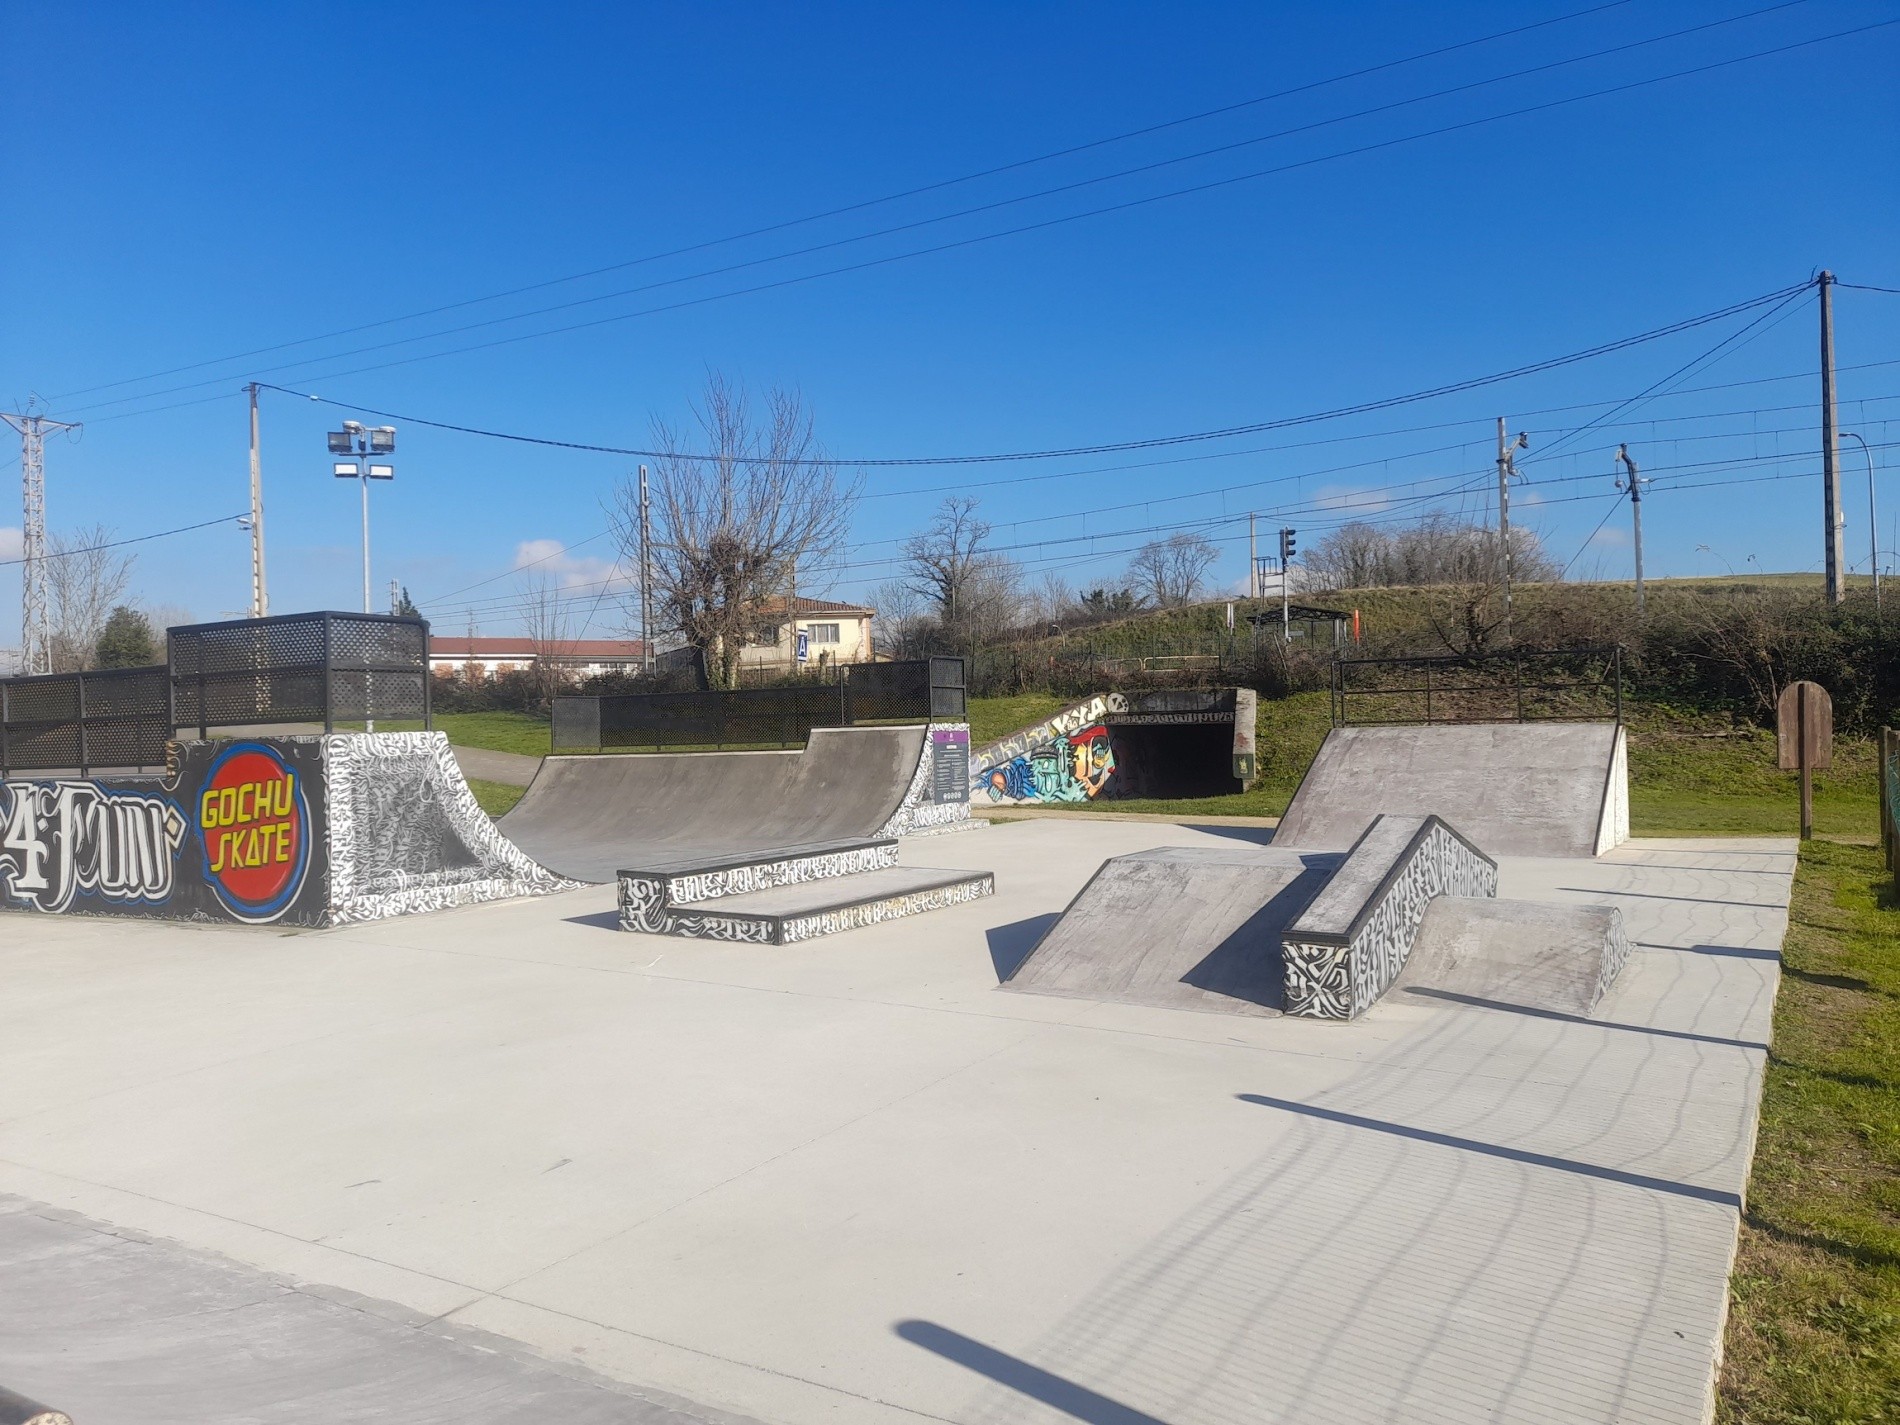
[983,723,1117,803]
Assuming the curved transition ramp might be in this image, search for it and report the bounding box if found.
[0,732,574,929]
[1273,721,1629,858]
[499,723,971,883]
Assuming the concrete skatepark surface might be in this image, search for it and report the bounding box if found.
[499,725,931,882]
[0,818,1792,1425]
[1274,721,1628,858]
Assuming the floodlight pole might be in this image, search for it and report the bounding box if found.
[359,471,372,615]
[247,383,268,618]
[1843,431,1878,615]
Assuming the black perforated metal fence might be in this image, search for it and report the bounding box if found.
[0,666,172,774]
[553,657,964,752]
[1,611,432,774]
[170,611,430,735]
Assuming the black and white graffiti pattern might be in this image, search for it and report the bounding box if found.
[664,843,896,905]
[1593,907,1634,1009]
[324,733,579,924]
[619,860,994,943]
[878,722,978,838]
[778,874,993,943]
[1282,819,1498,1019]
[0,780,187,913]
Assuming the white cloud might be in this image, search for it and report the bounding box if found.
[0,527,20,561]
[1589,524,1630,548]
[512,538,631,592]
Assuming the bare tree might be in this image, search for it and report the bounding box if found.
[901,497,992,632]
[608,374,855,688]
[1128,531,1219,607]
[517,570,573,705]
[870,579,932,659]
[1023,571,1077,632]
[1307,512,1559,591]
[45,524,135,671]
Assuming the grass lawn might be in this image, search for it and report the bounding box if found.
[1718,837,1900,1422]
[466,777,526,818]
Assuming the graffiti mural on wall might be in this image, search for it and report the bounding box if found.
[984,723,1117,803]
[0,781,187,913]
[1,739,332,925]
[974,694,1128,804]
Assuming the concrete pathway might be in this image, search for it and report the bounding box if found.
[0,821,1791,1425]
[450,743,542,787]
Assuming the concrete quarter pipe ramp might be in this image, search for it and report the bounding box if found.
[1273,721,1629,858]
[499,724,970,883]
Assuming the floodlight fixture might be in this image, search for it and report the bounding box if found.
[366,463,395,480]
[333,460,361,478]
[327,431,354,454]
[368,426,396,454]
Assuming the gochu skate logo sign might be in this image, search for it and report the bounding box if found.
[196,743,311,922]
[0,782,187,913]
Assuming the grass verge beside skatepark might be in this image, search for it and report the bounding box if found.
[1718,837,1900,1423]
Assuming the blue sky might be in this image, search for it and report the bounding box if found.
[3,0,1897,648]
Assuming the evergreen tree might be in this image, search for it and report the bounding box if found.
[94,605,157,668]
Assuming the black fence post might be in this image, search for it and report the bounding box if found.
[321,613,335,734]
[76,672,89,776]
[0,679,9,776]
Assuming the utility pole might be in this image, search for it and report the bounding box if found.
[1278,527,1297,642]
[2,410,80,676]
[1820,271,1845,605]
[1496,418,1528,637]
[247,382,268,618]
[638,464,653,673]
[1615,444,1649,614]
[1248,513,1258,600]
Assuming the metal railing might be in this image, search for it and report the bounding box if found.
[1331,646,1624,727]
[553,657,964,752]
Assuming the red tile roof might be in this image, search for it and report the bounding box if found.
[430,637,649,659]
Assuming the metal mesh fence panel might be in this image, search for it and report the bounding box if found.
[0,666,169,772]
[170,611,429,730]
[558,659,958,751]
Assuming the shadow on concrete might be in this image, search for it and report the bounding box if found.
[1558,886,1788,910]
[987,915,1060,981]
[1177,824,1276,847]
[563,909,623,932]
[1648,942,1781,962]
[1236,1094,1741,1207]
[1396,986,1770,1050]
[894,1320,1169,1425]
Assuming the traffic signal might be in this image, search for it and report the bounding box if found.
[1279,527,1297,562]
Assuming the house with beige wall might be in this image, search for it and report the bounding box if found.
[736,596,874,671]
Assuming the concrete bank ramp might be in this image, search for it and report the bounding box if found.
[1274,722,1628,859]
[1004,847,1338,1016]
[499,725,932,883]
[1394,897,1634,1018]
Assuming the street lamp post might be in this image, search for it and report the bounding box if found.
[327,421,396,613]
[1841,431,1878,615]
[328,421,396,730]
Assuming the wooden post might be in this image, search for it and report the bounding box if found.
[1777,681,1833,843]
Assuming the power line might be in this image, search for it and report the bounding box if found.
[266,281,1816,468]
[0,514,246,569]
[61,3,1811,416]
[46,0,1640,406]
[61,18,1888,418]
